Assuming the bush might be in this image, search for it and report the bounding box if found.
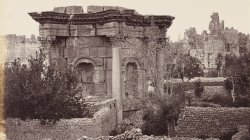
[191,101,221,107]
[208,93,250,107]
[219,129,238,140]
[210,93,233,107]
[4,50,90,123]
[206,69,218,77]
[193,79,204,98]
[141,90,184,136]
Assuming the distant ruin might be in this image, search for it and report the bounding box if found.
[168,13,250,73]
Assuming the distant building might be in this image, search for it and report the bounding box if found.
[169,13,250,73]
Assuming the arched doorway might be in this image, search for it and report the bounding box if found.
[76,62,95,97]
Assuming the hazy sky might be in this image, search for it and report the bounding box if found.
[1,0,250,41]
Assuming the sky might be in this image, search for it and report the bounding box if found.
[1,0,250,41]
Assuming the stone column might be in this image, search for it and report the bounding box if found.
[157,37,167,95]
[110,35,124,124]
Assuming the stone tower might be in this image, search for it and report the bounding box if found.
[209,12,224,36]
[29,5,174,123]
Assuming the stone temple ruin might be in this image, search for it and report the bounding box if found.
[29,5,174,123]
[180,12,250,71]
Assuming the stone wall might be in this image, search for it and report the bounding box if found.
[2,34,40,65]
[49,36,112,98]
[6,99,117,140]
[176,107,250,138]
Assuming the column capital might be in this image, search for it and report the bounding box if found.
[38,36,57,48]
[109,35,126,48]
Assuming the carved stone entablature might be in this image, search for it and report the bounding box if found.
[109,35,126,48]
[29,8,174,28]
[121,57,143,70]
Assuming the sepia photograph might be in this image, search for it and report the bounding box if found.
[0,0,250,139]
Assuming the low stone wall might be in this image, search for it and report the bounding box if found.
[78,128,218,140]
[6,98,117,140]
[176,107,250,138]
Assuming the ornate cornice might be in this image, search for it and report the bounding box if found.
[29,9,174,28]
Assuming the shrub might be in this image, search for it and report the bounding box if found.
[210,93,233,107]
[208,92,250,107]
[141,90,184,136]
[206,69,218,77]
[4,50,90,123]
[219,129,238,140]
[193,79,204,98]
[191,101,221,107]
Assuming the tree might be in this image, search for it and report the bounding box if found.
[4,49,90,123]
[194,79,204,98]
[142,86,184,137]
[174,55,204,83]
[223,53,250,103]
[215,53,223,77]
[166,55,203,107]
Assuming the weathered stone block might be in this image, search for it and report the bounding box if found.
[106,58,112,70]
[50,48,60,59]
[89,47,98,57]
[65,47,76,58]
[87,5,104,13]
[78,47,89,56]
[65,6,83,14]
[53,6,83,14]
[98,47,106,57]
[106,47,112,57]
[96,22,119,36]
[106,70,112,96]
[92,58,103,66]
[57,58,67,70]
[76,25,95,36]
[67,57,75,64]
[94,83,105,93]
[53,7,66,13]
[93,70,105,83]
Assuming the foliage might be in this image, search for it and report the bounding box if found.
[223,53,250,103]
[174,55,204,83]
[206,69,219,77]
[210,93,234,107]
[4,49,90,123]
[207,92,250,107]
[193,79,204,98]
[219,129,238,140]
[191,101,221,108]
[215,53,223,77]
[142,85,185,136]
